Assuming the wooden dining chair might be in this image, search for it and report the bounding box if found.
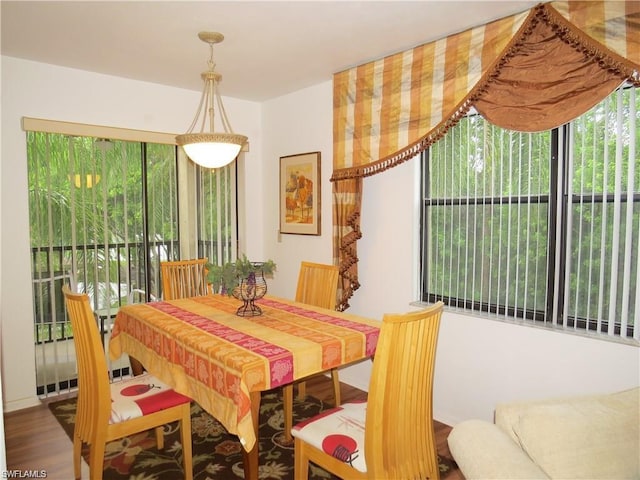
[294,261,341,401]
[62,285,193,480]
[291,301,444,480]
[283,261,340,441]
[160,258,209,300]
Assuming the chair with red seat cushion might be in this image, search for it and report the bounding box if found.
[291,302,444,480]
[62,285,193,480]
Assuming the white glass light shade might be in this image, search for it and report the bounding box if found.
[177,132,247,169]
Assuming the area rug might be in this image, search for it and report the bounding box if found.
[50,391,458,479]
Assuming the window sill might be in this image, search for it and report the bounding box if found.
[410,301,640,347]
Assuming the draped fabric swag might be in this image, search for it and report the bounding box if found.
[332,1,640,310]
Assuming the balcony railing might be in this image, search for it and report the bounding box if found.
[31,240,180,344]
[30,239,228,344]
[30,239,231,396]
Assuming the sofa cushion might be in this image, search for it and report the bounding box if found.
[512,387,639,479]
[448,419,549,479]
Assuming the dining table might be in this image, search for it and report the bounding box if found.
[108,293,380,480]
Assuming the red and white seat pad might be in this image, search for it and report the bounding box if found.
[109,373,190,424]
[291,401,368,473]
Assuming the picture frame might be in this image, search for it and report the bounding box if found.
[279,151,321,235]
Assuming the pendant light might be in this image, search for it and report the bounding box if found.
[176,32,247,169]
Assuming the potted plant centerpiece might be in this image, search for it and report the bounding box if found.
[206,255,276,316]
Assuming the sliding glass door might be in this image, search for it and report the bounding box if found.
[28,132,178,396]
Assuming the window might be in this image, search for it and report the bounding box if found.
[29,134,178,309]
[421,86,639,342]
[197,164,237,266]
[26,125,238,396]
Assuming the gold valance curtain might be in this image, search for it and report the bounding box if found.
[332,1,640,310]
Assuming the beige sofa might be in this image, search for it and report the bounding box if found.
[447,387,639,479]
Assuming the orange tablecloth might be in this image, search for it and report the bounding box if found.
[109,294,380,451]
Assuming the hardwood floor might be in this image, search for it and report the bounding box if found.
[4,376,463,479]
[4,390,90,478]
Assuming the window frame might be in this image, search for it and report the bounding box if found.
[24,118,239,396]
[420,86,639,342]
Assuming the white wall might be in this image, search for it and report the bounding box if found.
[261,82,335,298]
[2,55,638,427]
[261,80,640,426]
[0,56,262,411]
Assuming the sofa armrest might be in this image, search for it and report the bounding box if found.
[448,420,549,480]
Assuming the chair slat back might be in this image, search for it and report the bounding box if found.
[62,285,112,443]
[295,261,339,310]
[160,258,209,300]
[365,302,444,479]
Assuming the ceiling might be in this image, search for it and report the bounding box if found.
[1,1,539,102]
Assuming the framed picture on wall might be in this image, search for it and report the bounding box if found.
[279,151,321,235]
